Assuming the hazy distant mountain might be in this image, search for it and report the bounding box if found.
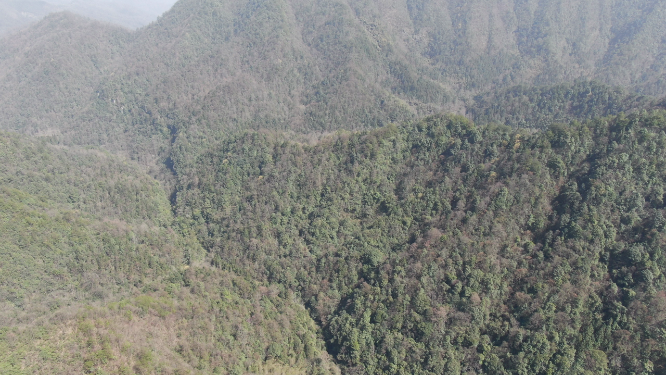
[50,0,178,28]
[1,0,666,165]
[0,0,56,35]
[0,0,176,34]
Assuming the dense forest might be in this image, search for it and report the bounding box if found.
[171,112,666,374]
[1,0,666,374]
[3,0,666,163]
[468,81,662,129]
[6,110,666,374]
[0,133,336,374]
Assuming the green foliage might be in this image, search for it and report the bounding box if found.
[470,81,659,129]
[3,0,666,165]
[174,111,666,374]
[0,132,172,223]
[0,132,335,374]
[3,1,666,374]
[1,268,337,374]
[0,133,200,311]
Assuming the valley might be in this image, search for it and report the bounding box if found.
[0,0,666,374]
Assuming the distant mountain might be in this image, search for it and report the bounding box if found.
[0,131,338,375]
[1,0,666,166]
[0,0,56,35]
[47,0,178,28]
[0,0,176,34]
[468,80,663,129]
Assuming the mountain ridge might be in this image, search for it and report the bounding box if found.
[3,0,666,166]
[2,1,666,374]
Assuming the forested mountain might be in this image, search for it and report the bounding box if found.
[3,0,666,162]
[171,111,666,374]
[2,0,666,374]
[0,0,58,35]
[468,81,663,129]
[6,110,666,375]
[0,132,337,374]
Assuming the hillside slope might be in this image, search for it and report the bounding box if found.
[468,81,662,129]
[172,111,666,374]
[2,0,666,163]
[2,1,666,374]
[0,133,337,375]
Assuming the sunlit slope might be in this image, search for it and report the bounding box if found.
[0,132,197,315]
[173,111,666,374]
[468,81,663,129]
[0,132,337,374]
